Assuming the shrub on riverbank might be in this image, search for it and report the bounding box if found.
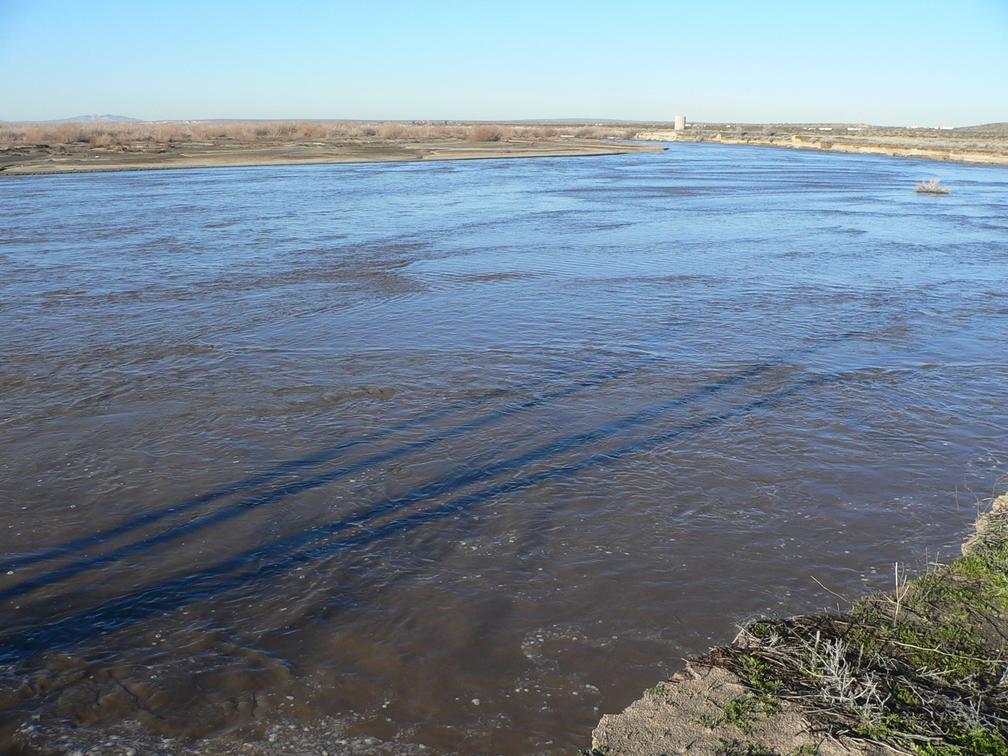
[0,120,626,149]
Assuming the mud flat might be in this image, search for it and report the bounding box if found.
[637,124,1008,167]
[591,493,1008,755]
[0,138,660,176]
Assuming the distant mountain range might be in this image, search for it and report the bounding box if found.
[7,114,144,124]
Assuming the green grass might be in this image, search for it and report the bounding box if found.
[737,655,783,715]
[642,684,666,700]
[715,739,780,755]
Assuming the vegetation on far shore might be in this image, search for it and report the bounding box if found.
[4,120,1006,174]
[0,120,637,150]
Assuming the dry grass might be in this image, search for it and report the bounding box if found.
[916,178,951,195]
[0,120,629,149]
[468,125,504,142]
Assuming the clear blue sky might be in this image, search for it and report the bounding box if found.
[2,0,1006,125]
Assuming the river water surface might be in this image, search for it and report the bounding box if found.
[1,144,1007,753]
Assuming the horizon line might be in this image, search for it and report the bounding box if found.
[3,115,1005,129]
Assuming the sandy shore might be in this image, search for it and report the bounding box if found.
[592,492,1008,754]
[0,139,661,177]
[637,127,1008,167]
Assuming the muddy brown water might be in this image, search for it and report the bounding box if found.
[1,144,1007,753]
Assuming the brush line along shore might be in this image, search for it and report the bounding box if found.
[0,121,658,176]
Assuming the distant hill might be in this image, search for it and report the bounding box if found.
[6,115,144,124]
[954,122,1008,135]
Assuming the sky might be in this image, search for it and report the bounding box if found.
[2,0,1006,126]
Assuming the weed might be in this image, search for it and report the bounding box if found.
[642,684,665,700]
[716,738,780,755]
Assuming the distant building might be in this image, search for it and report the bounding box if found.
[674,115,686,131]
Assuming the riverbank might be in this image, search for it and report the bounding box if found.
[0,137,660,176]
[6,118,1006,175]
[636,125,1008,167]
[592,492,1008,755]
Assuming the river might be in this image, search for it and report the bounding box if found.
[1,143,1006,752]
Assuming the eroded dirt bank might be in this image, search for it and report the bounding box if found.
[592,493,1008,755]
[637,127,1008,167]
